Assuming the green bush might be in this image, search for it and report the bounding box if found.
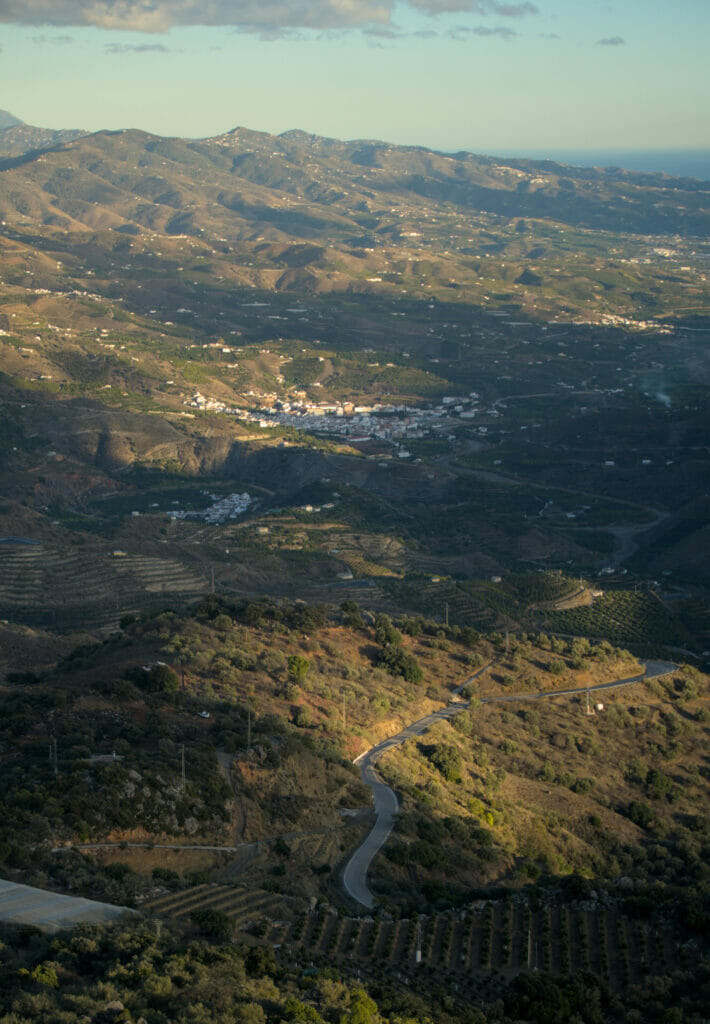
[190,907,234,940]
[146,663,179,692]
[288,655,310,683]
[377,642,423,683]
[152,866,181,888]
[628,800,655,829]
[429,744,463,783]
[374,613,402,646]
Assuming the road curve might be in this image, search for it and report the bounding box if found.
[342,659,675,909]
[342,663,492,909]
[478,659,675,705]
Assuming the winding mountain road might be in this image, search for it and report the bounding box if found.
[342,659,675,909]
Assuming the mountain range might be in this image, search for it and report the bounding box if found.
[0,111,708,641]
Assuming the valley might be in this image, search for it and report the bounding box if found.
[0,114,708,1024]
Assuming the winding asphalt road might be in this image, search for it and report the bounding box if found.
[342,659,675,909]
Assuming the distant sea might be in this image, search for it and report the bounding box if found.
[490,149,710,181]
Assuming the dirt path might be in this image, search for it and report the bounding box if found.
[606,509,670,567]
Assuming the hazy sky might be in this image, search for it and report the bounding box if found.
[0,0,708,153]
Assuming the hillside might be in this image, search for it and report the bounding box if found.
[0,121,708,633]
[0,123,709,319]
[0,268,708,637]
[0,598,708,1022]
[0,114,709,1020]
[2,596,706,905]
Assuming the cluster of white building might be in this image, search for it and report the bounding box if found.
[573,312,674,333]
[169,492,253,524]
[185,390,482,444]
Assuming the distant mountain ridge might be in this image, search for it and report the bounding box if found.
[0,119,707,243]
[0,109,87,159]
[0,109,23,130]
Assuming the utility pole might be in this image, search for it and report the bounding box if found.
[445,603,449,628]
[415,920,422,964]
[527,926,532,969]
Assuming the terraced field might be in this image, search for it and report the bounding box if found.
[0,543,208,629]
[143,889,677,989]
[143,884,290,926]
[543,590,685,648]
[287,901,677,988]
[295,579,390,610]
[382,576,503,631]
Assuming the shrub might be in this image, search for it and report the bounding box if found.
[429,744,463,783]
[295,706,314,729]
[460,626,480,648]
[104,862,135,881]
[646,767,674,800]
[374,613,402,646]
[410,839,440,869]
[152,867,181,888]
[191,908,234,940]
[147,663,179,692]
[628,800,655,829]
[571,777,595,794]
[377,643,423,683]
[288,655,310,683]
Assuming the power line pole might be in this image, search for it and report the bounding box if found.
[445,602,449,628]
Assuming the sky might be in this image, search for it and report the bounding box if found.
[0,0,708,155]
